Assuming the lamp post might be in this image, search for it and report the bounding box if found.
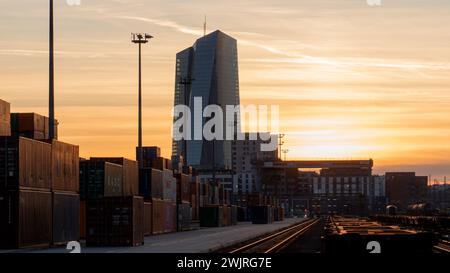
[49,0,55,140]
[132,33,153,169]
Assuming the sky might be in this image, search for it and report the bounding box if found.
[0,0,449,182]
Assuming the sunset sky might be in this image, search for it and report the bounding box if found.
[1,0,449,181]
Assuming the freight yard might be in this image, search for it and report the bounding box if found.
[0,98,289,252]
[1,98,449,254]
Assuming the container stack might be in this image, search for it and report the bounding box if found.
[81,157,143,246]
[0,100,11,136]
[47,139,80,246]
[190,177,200,221]
[176,173,192,231]
[0,136,52,249]
[139,150,177,235]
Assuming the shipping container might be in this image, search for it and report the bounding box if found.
[143,202,152,236]
[0,136,52,191]
[79,160,123,200]
[52,191,80,245]
[45,140,79,192]
[10,113,58,140]
[152,198,165,234]
[176,173,191,204]
[0,189,52,249]
[190,180,200,220]
[200,206,223,227]
[230,205,238,225]
[251,206,274,224]
[0,100,10,123]
[0,100,10,136]
[86,196,144,247]
[90,157,139,196]
[177,202,192,231]
[163,169,176,202]
[222,205,230,226]
[164,201,177,233]
[80,201,86,239]
[139,168,163,200]
[237,206,247,222]
[137,146,161,161]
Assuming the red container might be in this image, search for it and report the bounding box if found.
[144,202,152,236]
[46,140,79,192]
[0,189,52,249]
[0,136,52,191]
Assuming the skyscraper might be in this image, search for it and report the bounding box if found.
[172,30,240,171]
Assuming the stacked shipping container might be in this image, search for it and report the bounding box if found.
[81,157,143,246]
[0,100,11,136]
[10,113,58,140]
[0,134,81,249]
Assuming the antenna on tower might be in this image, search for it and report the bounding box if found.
[203,15,207,36]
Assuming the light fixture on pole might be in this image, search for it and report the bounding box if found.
[132,33,153,169]
[49,0,55,140]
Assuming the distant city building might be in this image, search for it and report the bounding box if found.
[257,160,380,216]
[232,133,278,195]
[172,30,240,171]
[427,184,450,213]
[312,173,386,216]
[385,172,428,210]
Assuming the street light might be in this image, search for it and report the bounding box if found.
[131,33,153,169]
[49,0,55,140]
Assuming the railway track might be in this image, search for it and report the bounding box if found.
[433,240,450,254]
[228,218,320,254]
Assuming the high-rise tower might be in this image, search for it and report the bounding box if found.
[172,30,240,171]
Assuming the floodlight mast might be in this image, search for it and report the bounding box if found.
[132,33,153,169]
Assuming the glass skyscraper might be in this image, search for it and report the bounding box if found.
[172,30,240,171]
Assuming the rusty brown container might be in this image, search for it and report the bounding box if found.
[176,173,191,204]
[0,136,52,191]
[164,201,177,233]
[52,191,80,245]
[144,202,152,236]
[0,100,10,136]
[80,201,86,239]
[0,189,52,249]
[45,140,79,192]
[163,169,176,202]
[90,157,139,196]
[152,198,165,234]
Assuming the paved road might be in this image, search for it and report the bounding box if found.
[12,218,307,253]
